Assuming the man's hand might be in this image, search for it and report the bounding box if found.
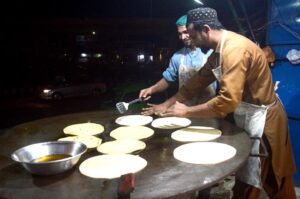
[139,87,153,101]
[161,101,189,117]
[141,103,169,116]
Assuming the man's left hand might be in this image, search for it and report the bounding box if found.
[141,103,168,116]
[161,101,189,117]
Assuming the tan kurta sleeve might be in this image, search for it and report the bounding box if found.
[207,48,249,117]
[178,53,217,100]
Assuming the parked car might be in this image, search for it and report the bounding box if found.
[39,78,107,100]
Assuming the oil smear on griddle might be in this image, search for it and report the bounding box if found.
[32,154,72,163]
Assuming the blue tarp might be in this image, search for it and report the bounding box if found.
[267,0,300,185]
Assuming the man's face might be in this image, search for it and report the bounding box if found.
[187,23,210,49]
[177,26,192,47]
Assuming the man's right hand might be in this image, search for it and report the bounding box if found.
[139,78,169,101]
[139,87,153,101]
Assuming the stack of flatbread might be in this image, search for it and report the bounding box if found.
[97,120,155,155]
[79,154,147,179]
[58,135,101,149]
[97,139,146,154]
[110,126,154,140]
[115,115,153,126]
[151,117,191,129]
[59,121,149,179]
[166,123,237,164]
[59,122,104,149]
[173,142,237,164]
[171,126,222,142]
[63,122,104,136]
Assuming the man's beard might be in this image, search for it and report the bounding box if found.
[183,39,192,46]
[196,40,211,51]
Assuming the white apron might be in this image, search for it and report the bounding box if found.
[179,49,215,105]
[211,30,275,188]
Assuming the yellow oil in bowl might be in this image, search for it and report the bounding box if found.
[32,154,72,163]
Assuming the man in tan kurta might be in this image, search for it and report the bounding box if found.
[142,7,296,199]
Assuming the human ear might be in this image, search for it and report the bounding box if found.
[202,25,211,33]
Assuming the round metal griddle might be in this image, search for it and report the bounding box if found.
[0,111,251,199]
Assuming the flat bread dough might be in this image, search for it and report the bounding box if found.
[110,126,154,140]
[115,115,153,126]
[171,126,222,142]
[58,135,102,149]
[173,142,236,164]
[63,123,104,136]
[79,154,147,179]
[97,139,146,154]
[151,117,191,129]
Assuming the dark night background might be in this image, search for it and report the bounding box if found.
[0,0,268,128]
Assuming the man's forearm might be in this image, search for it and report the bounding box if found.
[186,103,222,118]
[150,78,169,93]
[161,91,187,109]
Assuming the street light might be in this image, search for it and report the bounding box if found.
[194,0,204,5]
[81,53,87,57]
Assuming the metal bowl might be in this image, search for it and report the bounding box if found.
[11,141,87,175]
